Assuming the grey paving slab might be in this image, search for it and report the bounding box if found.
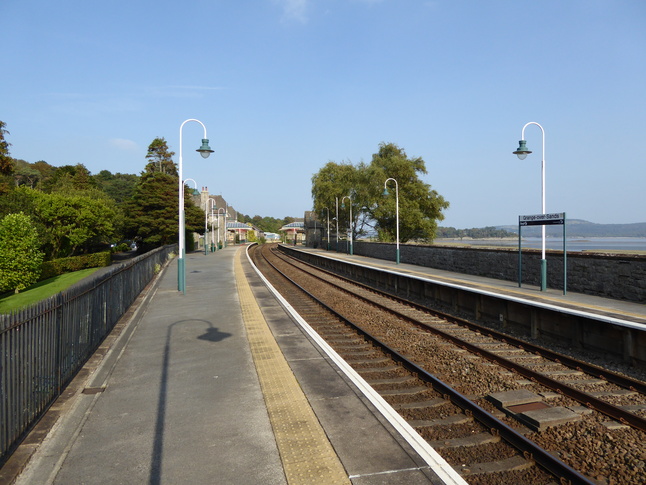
[17,247,286,485]
[519,406,582,431]
[488,389,542,407]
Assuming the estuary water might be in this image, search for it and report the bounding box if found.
[438,237,646,252]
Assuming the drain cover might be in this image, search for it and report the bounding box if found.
[82,387,106,394]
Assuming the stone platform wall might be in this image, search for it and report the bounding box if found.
[331,241,646,303]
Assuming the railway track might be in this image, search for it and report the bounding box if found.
[274,247,646,432]
[250,244,646,485]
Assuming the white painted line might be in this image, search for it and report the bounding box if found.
[246,247,468,485]
[291,247,646,331]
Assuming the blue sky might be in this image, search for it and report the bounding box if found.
[2,0,645,228]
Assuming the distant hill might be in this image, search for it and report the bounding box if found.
[497,219,646,238]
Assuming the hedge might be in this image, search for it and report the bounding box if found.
[40,252,112,280]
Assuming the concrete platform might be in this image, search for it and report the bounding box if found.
[7,245,464,485]
[289,246,646,327]
[284,245,646,367]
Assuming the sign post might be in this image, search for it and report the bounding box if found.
[518,212,567,295]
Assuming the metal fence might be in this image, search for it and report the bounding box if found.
[0,245,177,465]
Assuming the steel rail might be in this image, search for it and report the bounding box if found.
[276,246,645,394]
[272,246,646,433]
[257,245,595,485]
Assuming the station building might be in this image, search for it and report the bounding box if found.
[188,187,261,250]
[278,220,305,245]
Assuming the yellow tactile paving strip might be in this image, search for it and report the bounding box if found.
[235,250,351,485]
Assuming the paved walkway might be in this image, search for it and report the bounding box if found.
[15,246,286,485]
[9,245,450,485]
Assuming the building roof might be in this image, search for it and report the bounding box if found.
[227,221,252,230]
[210,195,236,219]
[280,221,304,229]
[279,221,305,232]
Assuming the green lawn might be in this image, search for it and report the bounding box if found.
[0,268,100,314]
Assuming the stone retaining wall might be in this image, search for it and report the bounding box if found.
[332,241,646,303]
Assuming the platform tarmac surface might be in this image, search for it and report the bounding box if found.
[9,245,451,485]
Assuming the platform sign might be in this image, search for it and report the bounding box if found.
[519,213,565,226]
[518,212,567,295]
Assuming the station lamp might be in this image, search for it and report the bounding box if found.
[197,139,214,158]
[513,140,532,160]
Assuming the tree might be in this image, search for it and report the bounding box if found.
[32,160,57,188]
[39,163,97,193]
[145,137,177,176]
[237,214,291,234]
[0,121,13,176]
[124,172,204,251]
[246,224,258,242]
[368,143,449,243]
[0,212,44,293]
[311,143,449,244]
[13,159,42,188]
[436,226,514,239]
[0,121,15,195]
[0,185,38,220]
[0,186,119,259]
[30,190,117,258]
[311,161,367,241]
[93,170,139,204]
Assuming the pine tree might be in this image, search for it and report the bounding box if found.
[145,138,177,175]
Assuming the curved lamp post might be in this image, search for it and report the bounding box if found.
[335,197,339,252]
[183,178,199,255]
[181,177,199,279]
[216,207,226,250]
[223,204,229,248]
[383,178,400,264]
[205,198,216,255]
[209,201,217,252]
[341,195,353,255]
[513,121,547,291]
[178,119,213,294]
[325,207,330,250]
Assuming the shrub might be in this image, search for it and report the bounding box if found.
[113,243,130,253]
[0,212,44,293]
[40,251,112,280]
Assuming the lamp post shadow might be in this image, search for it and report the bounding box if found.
[149,319,232,485]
